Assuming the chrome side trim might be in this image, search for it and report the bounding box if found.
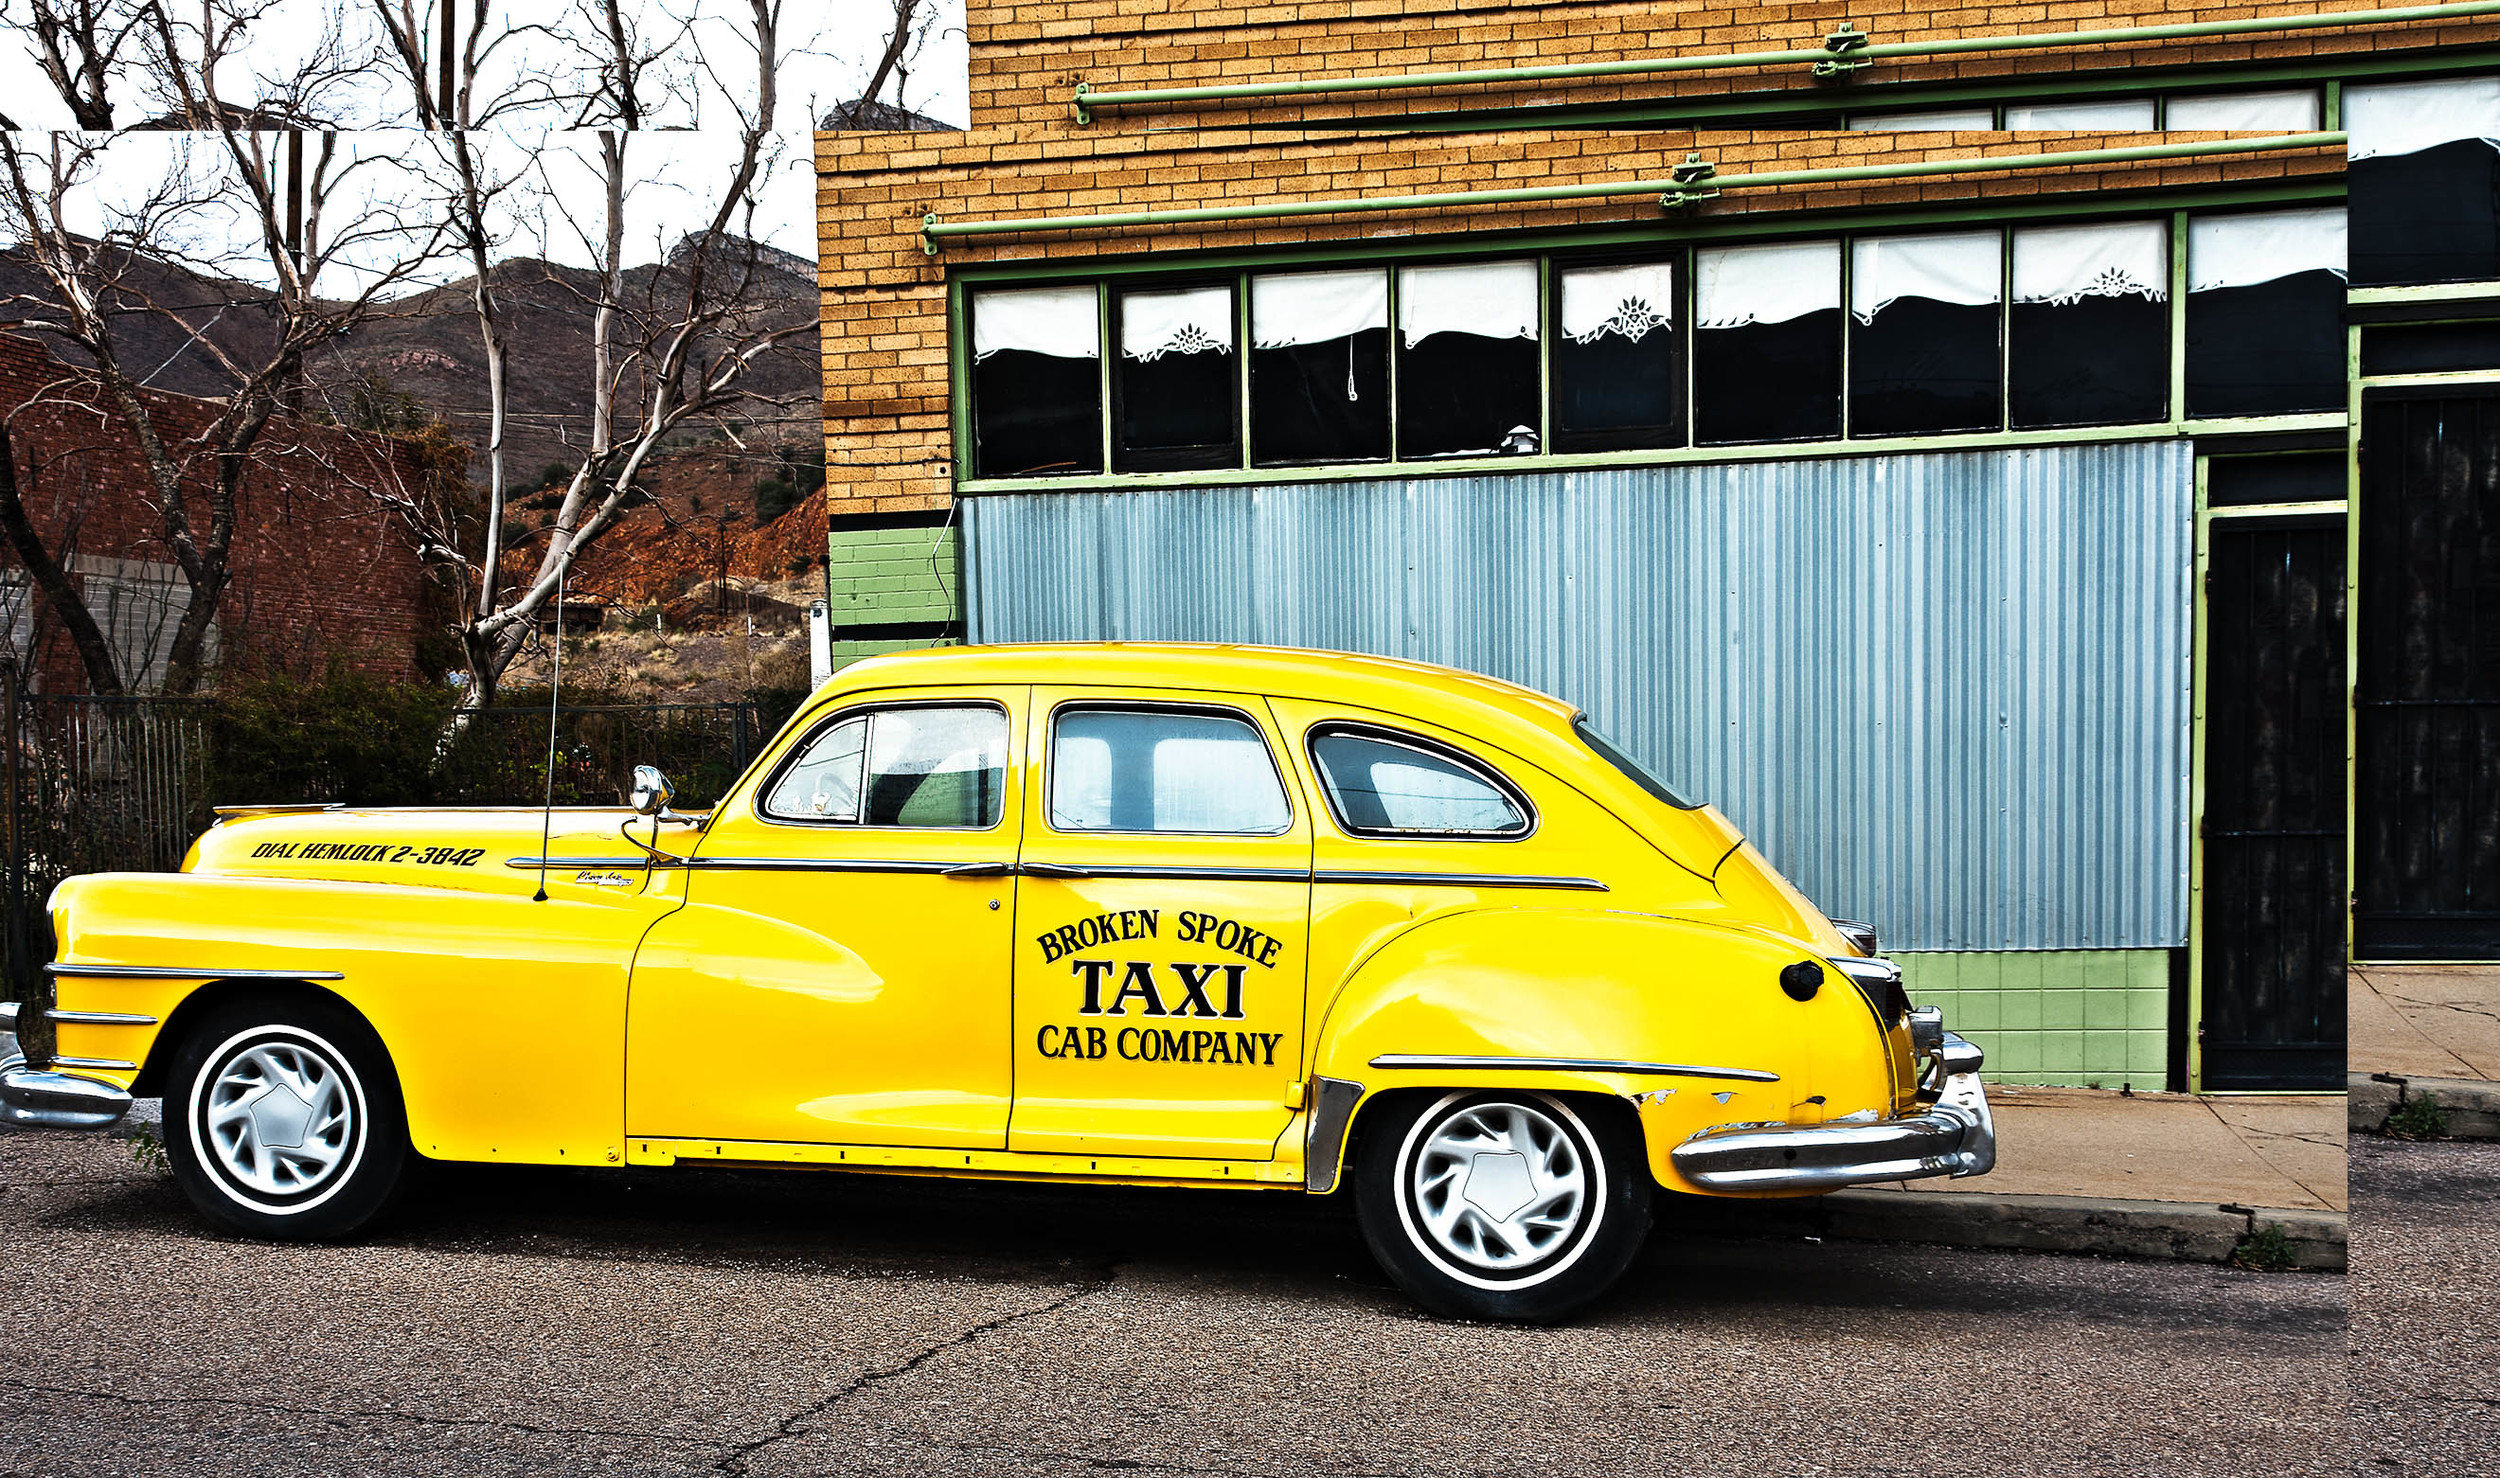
[47,1055,138,1071]
[1023,863,1312,884]
[1303,1076,1365,1194]
[0,1065,132,1130]
[1670,1033,1995,1192]
[43,964,345,981]
[47,1010,158,1026]
[507,855,671,870]
[1317,870,1606,891]
[1367,1053,1780,1083]
[212,802,345,817]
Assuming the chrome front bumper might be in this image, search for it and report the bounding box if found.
[0,1007,134,1131]
[1669,1033,1996,1193]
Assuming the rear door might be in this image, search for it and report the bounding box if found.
[1008,691,1313,1160]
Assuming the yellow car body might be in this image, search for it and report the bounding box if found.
[13,645,1991,1278]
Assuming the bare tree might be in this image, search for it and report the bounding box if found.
[365,0,817,710]
[3,0,150,129]
[0,100,443,691]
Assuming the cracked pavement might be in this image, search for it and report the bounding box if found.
[2,1128,2346,1477]
[2350,1136,2500,1475]
[2351,966,2500,1082]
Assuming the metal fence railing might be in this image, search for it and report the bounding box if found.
[2,691,792,1019]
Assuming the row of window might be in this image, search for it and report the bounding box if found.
[967,207,2348,480]
[757,702,1548,839]
[1848,85,2320,134]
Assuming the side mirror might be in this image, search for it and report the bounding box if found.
[630,765,675,817]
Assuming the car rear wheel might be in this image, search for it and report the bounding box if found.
[163,996,409,1239]
[1353,1089,1650,1322]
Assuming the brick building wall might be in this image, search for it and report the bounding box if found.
[815,0,2477,525]
[0,334,437,693]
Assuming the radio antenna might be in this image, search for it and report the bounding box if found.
[532,562,567,903]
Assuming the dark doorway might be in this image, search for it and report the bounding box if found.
[2201,511,2347,1090]
[2356,392,2500,959]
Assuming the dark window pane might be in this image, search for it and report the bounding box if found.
[1694,242,1840,444]
[1554,260,1681,451]
[1849,231,2002,437]
[1250,269,1390,465]
[1051,710,1289,834]
[2347,80,2500,287]
[2207,453,2344,508]
[971,287,1100,478]
[2361,320,2500,375]
[1310,729,1529,837]
[1114,284,1237,472]
[2187,209,2346,418]
[1396,261,1542,458]
[2010,221,2169,428]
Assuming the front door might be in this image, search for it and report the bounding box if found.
[625,689,1025,1148]
[1009,691,1313,1160]
[2199,513,2348,1090]
[2356,391,2500,958]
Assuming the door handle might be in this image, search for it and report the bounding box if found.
[941,862,1014,877]
[1016,861,1095,879]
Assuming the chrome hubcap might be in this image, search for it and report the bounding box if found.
[1408,1100,1588,1272]
[204,1040,356,1198]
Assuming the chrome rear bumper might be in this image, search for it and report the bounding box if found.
[0,1010,134,1131]
[1669,1034,1995,1193]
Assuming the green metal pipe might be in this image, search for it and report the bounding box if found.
[1070,1,2500,115]
[920,133,2344,251]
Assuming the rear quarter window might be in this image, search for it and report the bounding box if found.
[1307,725,1533,839]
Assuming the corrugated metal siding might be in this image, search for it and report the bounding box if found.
[963,443,2193,951]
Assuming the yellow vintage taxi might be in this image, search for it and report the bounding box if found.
[2,644,1991,1319]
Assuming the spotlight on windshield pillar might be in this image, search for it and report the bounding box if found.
[1780,961,1824,1002]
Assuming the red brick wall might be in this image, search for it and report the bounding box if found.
[0,334,437,693]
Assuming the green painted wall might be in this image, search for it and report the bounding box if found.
[825,523,959,630]
[1895,950,2170,1089]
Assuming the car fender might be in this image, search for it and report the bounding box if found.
[1306,907,1897,1195]
[45,870,677,1165]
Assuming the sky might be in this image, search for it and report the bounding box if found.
[0,0,968,285]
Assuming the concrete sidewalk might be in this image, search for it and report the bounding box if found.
[1755,1087,2350,1273]
[1869,1086,2345,1211]
[2348,965,2500,1139]
[2352,965,2500,1081]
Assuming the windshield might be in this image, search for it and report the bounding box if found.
[1573,717,1700,810]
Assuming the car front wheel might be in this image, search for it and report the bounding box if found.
[163,996,410,1239]
[1353,1089,1651,1322]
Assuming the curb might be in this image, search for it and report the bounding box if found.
[1679,1188,2345,1271]
[2350,1071,2500,1139]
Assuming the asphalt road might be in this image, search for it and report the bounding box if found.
[2350,1136,2500,1477]
[1,1125,2344,1478]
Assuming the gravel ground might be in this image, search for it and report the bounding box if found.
[2349,1136,2500,1476]
[1,1126,2346,1477]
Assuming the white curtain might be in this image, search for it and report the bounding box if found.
[2004,98,2156,131]
[1120,285,1234,360]
[2165,89,2320,131]
[1398,261,1539,347]
[1848,107,1994,131]
[2346,76,2500,161]
[1561,261,1675,343]
[1251,269,1388,349]
[973,286,1099,361]
[2189,208,2347,293]
[2012,221,2168,306]
[1851,231,2001,324]
[1696,241,1840,330]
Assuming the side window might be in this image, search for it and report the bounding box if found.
[762,705,1009,828]
[1309,727,1531,839]
[1049,708,1291,834]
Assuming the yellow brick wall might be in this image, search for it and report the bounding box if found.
[816,114,2345,515]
